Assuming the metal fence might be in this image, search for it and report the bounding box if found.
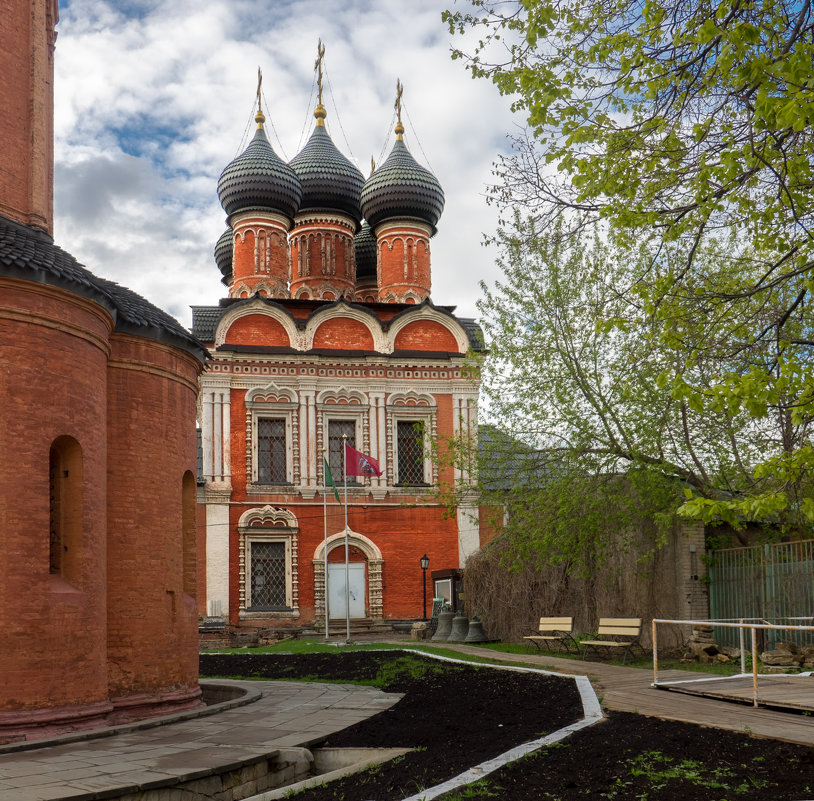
[708,539,814,648]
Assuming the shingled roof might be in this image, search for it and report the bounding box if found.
[0,214,207,363]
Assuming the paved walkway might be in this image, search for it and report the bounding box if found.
[0,680,399,801]
[3,643,814,801]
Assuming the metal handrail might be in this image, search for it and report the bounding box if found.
[652,617,814,707]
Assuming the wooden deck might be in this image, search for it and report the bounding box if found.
[656,673,814,713]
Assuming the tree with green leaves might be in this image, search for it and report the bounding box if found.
[445,0,814,530]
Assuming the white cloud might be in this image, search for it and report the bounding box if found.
[53,0,520,327]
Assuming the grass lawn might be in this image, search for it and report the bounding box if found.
[205,636,755,677]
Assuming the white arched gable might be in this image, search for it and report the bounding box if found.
[387,306,470,354]
[312,529,383,562]
[238,505,299,530]
[214,298,302,349]
[303,303,386,352]
[246,382,297,404]
[316,386,367,406]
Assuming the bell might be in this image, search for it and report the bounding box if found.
[464,616,488,643]
[431,608,454,641]
[447,613,469,642]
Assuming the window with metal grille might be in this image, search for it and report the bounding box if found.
[257,418,286,484]
[397,420,425,485]
[328,420,355,482]
[249,541,287,609]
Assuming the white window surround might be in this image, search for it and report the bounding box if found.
[386,392,436,487]
[238,505,299,620]
[245,384,299,488]
[316,388,371,487]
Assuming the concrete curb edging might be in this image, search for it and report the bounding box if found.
[0,681,261,755]
[398,653,604,801]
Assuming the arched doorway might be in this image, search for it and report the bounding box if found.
[313,530,383,621]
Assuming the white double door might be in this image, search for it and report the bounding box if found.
[327,562,365,619]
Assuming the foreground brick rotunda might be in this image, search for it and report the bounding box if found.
[0,0,208,742]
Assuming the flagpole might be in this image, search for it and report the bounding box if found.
[342,433,350,644]
[323,449,329,641]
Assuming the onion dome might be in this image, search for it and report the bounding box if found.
[217,110,302,220]
[360,135,445,232]
[214,228,233,279]
[289,108,364,224]
[354,222,377,280]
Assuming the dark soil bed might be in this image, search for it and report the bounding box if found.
[200,651,814,800]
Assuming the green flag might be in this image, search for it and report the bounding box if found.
[324,458,340,503]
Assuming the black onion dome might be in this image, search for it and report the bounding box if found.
[217,127,302,219]
[360,139,445,231]
[214,228,233,278]
[289,126,364,223]
[354,222,377,280]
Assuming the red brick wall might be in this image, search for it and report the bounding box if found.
[224,314,291,347]
[378,227,431,302]
[105,334,201,706]
[312,317,374,350]
[0,279,111,714]
[394,320,460,352]
[0,0,55,233]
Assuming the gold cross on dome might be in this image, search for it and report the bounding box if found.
[394,78,404,139]
[315,39,326,107]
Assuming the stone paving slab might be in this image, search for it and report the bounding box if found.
[0,680,400,801]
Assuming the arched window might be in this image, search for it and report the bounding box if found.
[182,471,197,597]
[49,436,83,584]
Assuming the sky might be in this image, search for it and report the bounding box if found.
[52,0,521,329]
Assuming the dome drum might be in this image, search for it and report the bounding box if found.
[230,214,290,299]
[289,219,356,301]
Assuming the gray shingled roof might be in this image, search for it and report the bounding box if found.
[289,125,364,224]
[0,214,207,363]
[360,139,445,232]
[354,222,377,281]
[217,127,302,220]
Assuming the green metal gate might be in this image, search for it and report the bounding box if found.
[708,539,814,648]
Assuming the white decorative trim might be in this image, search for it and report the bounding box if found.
[387,390,436,408]
[387,306,470,354]
[303,303,386,352]
[246,382,297,404]
[238,505,299,529]
[214,297,302,349]
[312,529,384,621]
[316,386,368,406]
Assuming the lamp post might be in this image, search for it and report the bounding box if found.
[420,554,430,621]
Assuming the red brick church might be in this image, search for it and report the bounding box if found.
[194,67,483,635]
[0,1,206,741]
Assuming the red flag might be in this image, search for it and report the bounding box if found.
[344,443,383,477]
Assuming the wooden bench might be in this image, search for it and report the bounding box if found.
[523,616,578,654]
[580,617,643,664]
